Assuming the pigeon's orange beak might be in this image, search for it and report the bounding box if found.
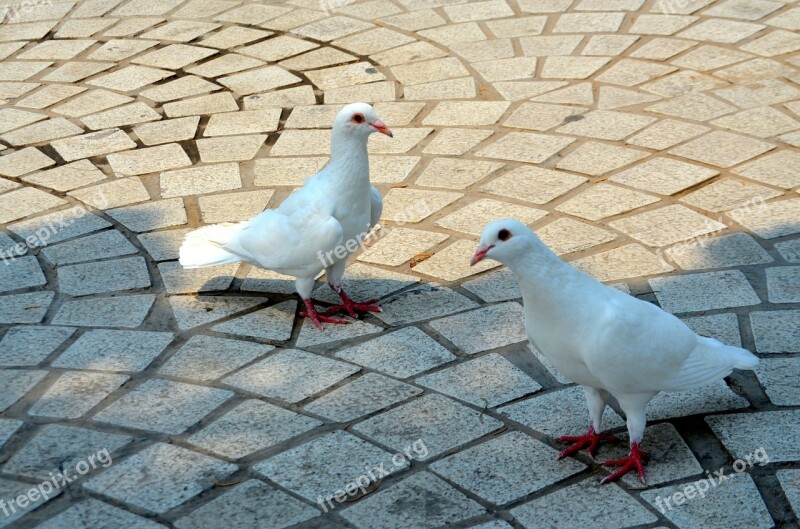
[470,244,494,266]
[371,119,393,138]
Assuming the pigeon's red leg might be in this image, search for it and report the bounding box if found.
[299,298,349,330]
[601,442,648,484]
[322,287,381,318]
[556,425,620,459]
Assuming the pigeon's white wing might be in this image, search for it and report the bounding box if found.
[369,185,382,230]
[659,336,759,391]
[226,204,343,271]
[584,291,699,394]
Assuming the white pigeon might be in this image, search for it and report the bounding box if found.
[179,102,392,330]
[471,219,759,484]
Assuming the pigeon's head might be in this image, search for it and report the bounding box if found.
[333,102,393,139]
[471,219,533,266]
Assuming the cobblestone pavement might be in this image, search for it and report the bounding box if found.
[0,0,799,527]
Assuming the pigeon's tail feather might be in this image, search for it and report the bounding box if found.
[661,336,759,392]
[179,224,245,269]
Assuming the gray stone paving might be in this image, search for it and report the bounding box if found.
[0,0,799,527]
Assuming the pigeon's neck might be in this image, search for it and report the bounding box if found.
[506,239,578,305]
[328,133,370,185]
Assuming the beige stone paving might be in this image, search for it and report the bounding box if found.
[0,0,799,528]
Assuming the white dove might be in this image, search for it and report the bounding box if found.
[179,103,392,330]
[471,219,759,484]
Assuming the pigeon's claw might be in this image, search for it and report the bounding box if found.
[324,289,381,318]
[300,299,350,330]
[556,426,620,459]
[600,442,647,484]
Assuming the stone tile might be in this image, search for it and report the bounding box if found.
[0,187,65,224]
[254,157,327,186]
[461,268,520,304]
[159,335,272,382]
[0,255,46,293]
[69,177,150,209]
[536,218,618,256]
[21,160,106,192]
[0,147,55,178]
[188,400,321,460]
[358,228,447,267]
[650,270,760,313]
[518,35,582,56]
[28,371,129,419]
[756,357,800,406]
[54,329,173,372]
[556,183,660,221]
[204,109,280,137]
[482,166,586,205]
[750,310,800,353]
[734,150,800,189]
[88,39,158,61]
[304,62,385,92]
[211,301,296,341]
[671,131,775,168]
[342,472,485,528]
[1,118,84,147]
[477,132,575,163]
[140,76,222,104]
[572,243,674,282]
[94,379,232,434]
[415,158,503,190]
[130,43,217,71]
[55,18,118,39]
[715,59,798,84]
[422,129,493,156]
[643,70,728,98]
[729,197,800,239]
[293,15,373,42]
[444,0,513,21]
[776,240,800,263]
[57,256,150,297]
[280,47,357,71]
[647,93,736,122]
[295,318,384,349]
[174,480,319,529]
[595,58,677,86]
[0,369,48,412]
[423,101,509,127]
[336,326,456,378]
[766,266,800,303]
[486,15,546,37]
[243,85,316,109]
[51,295,156,328]
[160,163,241,198]
[705,0,782,20]
[418,353,541,408]
[215,3,291,24]
[134,116,200,146]
[0,108,47,134]
[413,239,501,281]
[369,155,420,183]
[51,128,136,162]
[140,20,221,42]
[0,61,51,82]
[354,393,503,460]
[0,418,22,449]
[167,295,263,330]
[223,349,359,403]
[503,102,587,131]
[540,56,611,79]
[108,198,188,232]
[556,141,649,175]
[642,473,772,529]
[499,385,625,438]
[255,430,408,505]
[3,424,131,481]
[0,291,53,324]
[87,65,173,92]
[9,209,111,249]
[158,261,237,295]
[707,410,800,463]
[681,178,782,212]
[666,232,773,270]
[324,81,396,104]
[42,230,138,266]
[390,57,469,86]
[84,443,237,514]
[403,77,476,100]
[611,157,718,195]
[628,13,699,34]
[436,199,547,236]
[432,432,584,506]
[304,373,422,422]
[597,86,661,109]
[370,40,447,66]
[199,189,272,223]
[333,27,414,55]
[609,204,727,247]
[163,92,239,119]
[0,326,75,367]
[682,312,742,347]
[742,29,800,56]
[381,9,446,31]
[380,188,461,223]
[713,106,800,138]
[52,89,134,118]
[679,18,765,43]
[677,46,755,75]
[428,302,526,355]
[514,478,658,528]
[107,143,191,177]
[187,54,265,78]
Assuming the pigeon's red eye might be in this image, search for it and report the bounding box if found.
[498,229,511,241]
[352,113,365,124]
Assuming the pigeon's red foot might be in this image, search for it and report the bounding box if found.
[601,442,648,484]
[323,289,381,318]
[556,426,620,459]
[300,298,349,330]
